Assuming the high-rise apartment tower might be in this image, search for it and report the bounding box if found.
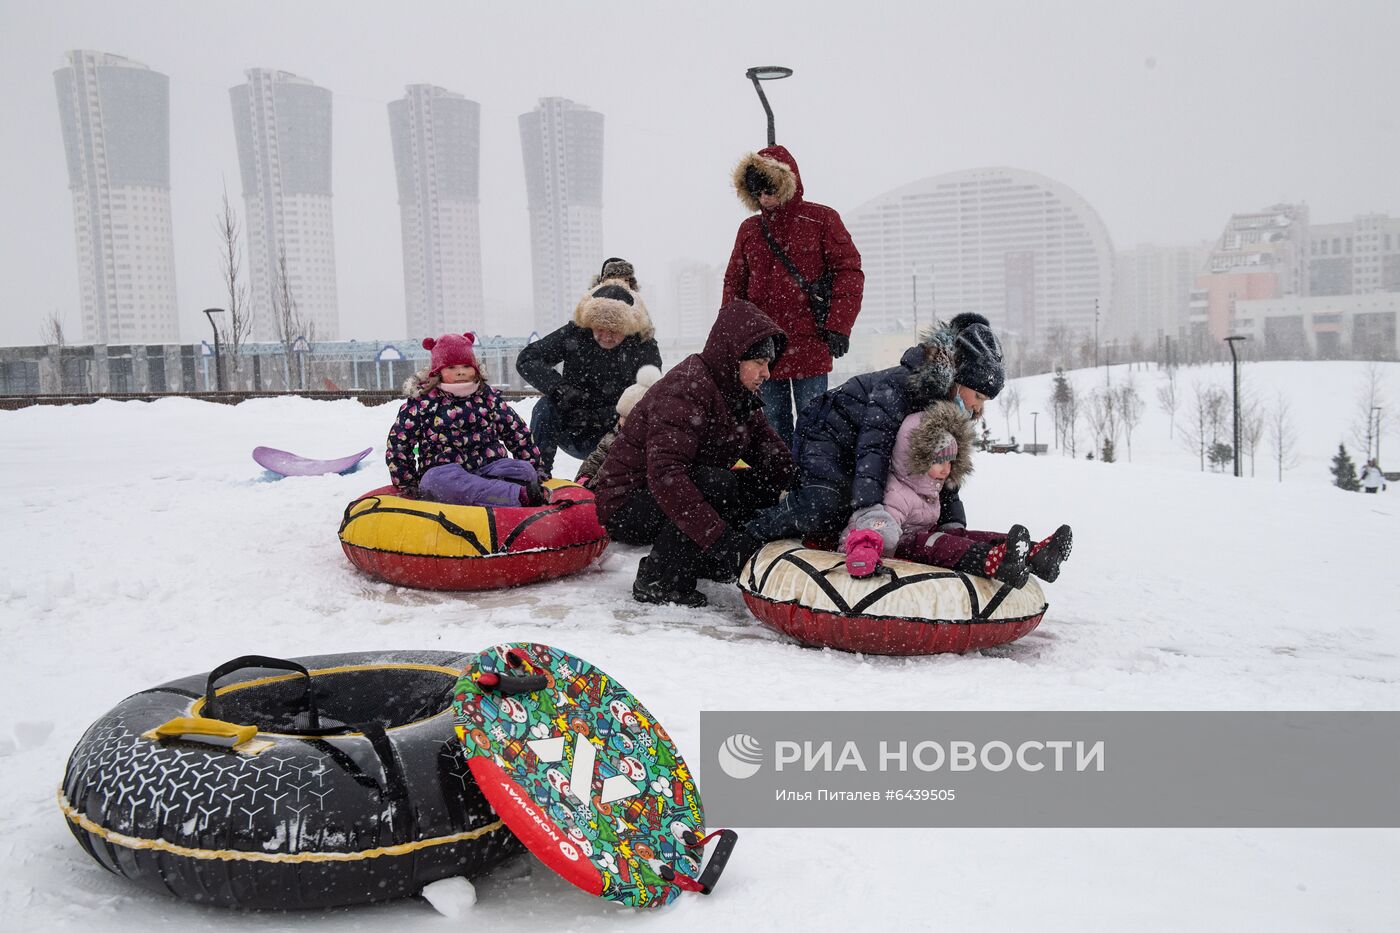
[389,85,484,338]
[519,97,604,333]
[230,69,339,341]
[54,50,179,343]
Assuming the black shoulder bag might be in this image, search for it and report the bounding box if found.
[759,216,836,337]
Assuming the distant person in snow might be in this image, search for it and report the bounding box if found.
[839,399,1073,587]
[387,332,547,507]
[516,258,663,474]
[746,312,1005,547]
[723,146,864,446]
[575,364,662,488]
[1360,460,1386,493]
[591,301,795,607]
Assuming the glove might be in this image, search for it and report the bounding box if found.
[709,527,763,581]
[848,504,901,554]
[550,383,585,414]
[824,331,850,359]
[844,528,886,578]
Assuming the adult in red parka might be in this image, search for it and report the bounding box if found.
[592,300,796,607]
[723,145,864,447]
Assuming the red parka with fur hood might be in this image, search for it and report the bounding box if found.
[592,301,796,550]
[722,146,864,381]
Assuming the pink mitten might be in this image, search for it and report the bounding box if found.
[845,528,886,578]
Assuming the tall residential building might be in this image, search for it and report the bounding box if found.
[519,98,604,332]
[54,51,179,344]
[674,262,724,344]
[388,85,484,338]
[230,69,338,342]
[1191,204,1309,343]
[844,167,1115,348]
[1308,214,1400,297]
[1112,242,1210,345]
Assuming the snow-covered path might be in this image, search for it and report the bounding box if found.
[2,371,1396,930]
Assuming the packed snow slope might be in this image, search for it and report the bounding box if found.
[2,360,1397,931]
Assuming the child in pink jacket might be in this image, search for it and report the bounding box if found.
[839,400,1071,587]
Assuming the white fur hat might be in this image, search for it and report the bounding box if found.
[616,365,662,417]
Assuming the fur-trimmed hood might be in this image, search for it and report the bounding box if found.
[897,327,958,407]
[903,400,975,490]
[731,145,802,213]
[573,278,655,341]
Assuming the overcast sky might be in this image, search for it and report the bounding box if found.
[2,0,1396,346]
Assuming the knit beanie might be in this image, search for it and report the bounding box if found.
[927,429,959,465]
[615,365,662,418]
[951,317,1005,399]
[423,332,477,375]
[740,335,778,362]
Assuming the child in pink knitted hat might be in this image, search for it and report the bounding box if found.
[840,400,1072,586]
[385,332,549,507]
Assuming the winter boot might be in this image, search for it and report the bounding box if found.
[1028,524,1073,583]
[951,524,1031,588]
[844,529,886,578]
[632,555,708,607]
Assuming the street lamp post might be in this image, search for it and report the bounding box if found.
[1031,411,1039,456]
[1373,406,1383,466]
[1224,335,1246,478]
[744,66,793,146]
[202,308,225,391]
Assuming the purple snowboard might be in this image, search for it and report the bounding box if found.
[253,446,373,477]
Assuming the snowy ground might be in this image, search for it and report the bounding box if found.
[2,360,1398,930]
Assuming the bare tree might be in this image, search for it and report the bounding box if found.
[1156,365,1179,437]
[1349,362,1390,464]
[1267,391,1300,481]
[1241,391,1266,477]
[1005,385,1022,434]
[1086,372,1122,462]
[215,185,253,386]
[1117,375,1145,461]
[40,310,66,347]
[1180,381,1226,471]
[272,249,316,391]
[996,385,1017,439]
[1062,375,1082,458]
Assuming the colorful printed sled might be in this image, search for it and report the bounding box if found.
[253,445,373,477]
[452,643,736,909]
[739,540,1048,655]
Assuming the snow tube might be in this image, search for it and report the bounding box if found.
[338,479,608,590]
[58,651,520,909]
[738,541,1048,656]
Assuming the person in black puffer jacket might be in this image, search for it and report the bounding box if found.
[747,312,1005,544]
[515,258,663,473]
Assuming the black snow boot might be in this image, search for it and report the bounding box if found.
[1028,524,1073,583]
[632,556,708,608]
[951,524,1031,588]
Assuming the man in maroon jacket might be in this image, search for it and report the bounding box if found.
[592,300,796,607]
[723,145,864,447]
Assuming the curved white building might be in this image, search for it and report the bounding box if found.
[846,167,1114,346]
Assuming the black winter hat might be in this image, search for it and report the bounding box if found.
[740,335,778,362]
[953,321,1005,399]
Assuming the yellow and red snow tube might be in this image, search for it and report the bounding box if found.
[739,541,1048,656]
[339,480,608,590]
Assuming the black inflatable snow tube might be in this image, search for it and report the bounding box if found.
[59,650,520,909]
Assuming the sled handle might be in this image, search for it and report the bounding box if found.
[662,828,739,894]
[204,655,320,731]
[474,669,548,696]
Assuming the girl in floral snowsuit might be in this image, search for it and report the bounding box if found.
[386,332,547,507]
